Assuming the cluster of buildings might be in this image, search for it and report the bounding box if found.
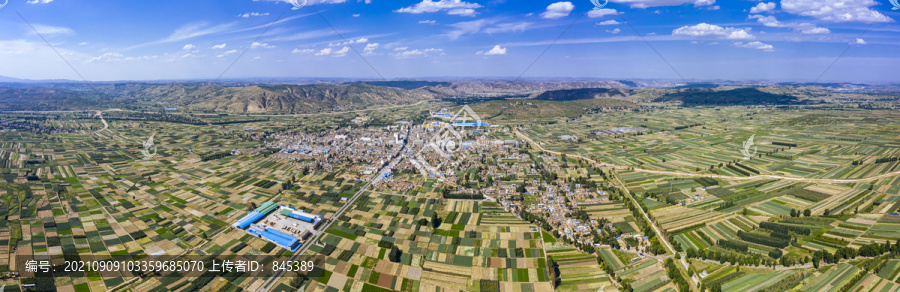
[269,127,408,177]
[429,147,620,246]
[263,119,625,248]
[589,127,646,136]
[262,119,634,248]
[0,121,76,134]
[233,202,324,251]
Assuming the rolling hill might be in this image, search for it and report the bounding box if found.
[653,88,813,106]
[0,83,442,113]
[467,98,640,123]
[529,88,629,101]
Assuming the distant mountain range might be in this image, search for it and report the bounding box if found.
[0,80,633,113]
[0,75,25,83]
[96,83,443,113]
[0,79,894,113]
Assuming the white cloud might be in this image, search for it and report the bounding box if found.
[419,20,438,24]
[252,0,352,8]
[217,50,238,58]
[483,22,532,34]
[316,48,333,56]
[128,22,234,50]
[238,12,270,18]
[211,43,227,49]
[483,45,507,55]
[748,15,781,27]
[316,46,349,57]
[748,15,831,34]
[87,52,124,63]
[365,43,381,51]
[329,37,368,47]
[333,47,350,57]
[353,14,361,17]
[183,44,196,50]
[26,0,53,4]
[291,48,315,54]
[395,0,483,16]
[394,47,409,51]
[781,0,892,23]
[727,30,753,40]
[0,40,49,56]
[448,8,478,16]
[444,18,540,39]
[609,0,715,8]
[447,18,540,38]
[541,2,575,19]
[672,23,754,40]
[796,23,830,34]
[167,22,231,42]
[78,42,89,45]
[597,20,620,25]
[29,24,73,35]
[749,2,776,13]
[587,8,620,18]
[363,43,380,55]
[734,41,774,51]
[400,50,425,56]
[263,28,337,42]
[855,38,866,45]
[250,42,275,49]
[393,47,444,57]
[607,28,622,34]
[444,18,497,40]
[87,52,159,63]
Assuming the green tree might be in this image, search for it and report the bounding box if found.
[388,246,402,263]
[803,209,811,217]
[548,256,561,288]
[431,212,442,229]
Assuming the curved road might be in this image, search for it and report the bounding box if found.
[93,110,109,134]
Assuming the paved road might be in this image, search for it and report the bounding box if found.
[93,110,109,134]
[255,126,411,292]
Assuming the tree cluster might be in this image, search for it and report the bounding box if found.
[759,221,811,235]
[737,230,789,248]
[664,258,690,292]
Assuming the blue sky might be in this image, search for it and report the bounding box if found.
[0,0,897,82]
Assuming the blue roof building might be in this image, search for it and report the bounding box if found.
[247,225,300,251]
[233,211,266,229]
[451,121,490,127]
